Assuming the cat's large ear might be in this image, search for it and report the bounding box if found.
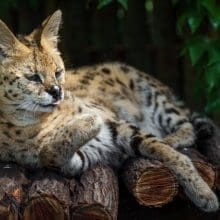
[40,10,62,49]
[0,20,29,60]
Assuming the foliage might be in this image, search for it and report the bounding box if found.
[97,0,128,10]
[97,0,220,114]
[174,0,220,113]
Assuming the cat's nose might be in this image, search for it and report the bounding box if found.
[47,85,61,100]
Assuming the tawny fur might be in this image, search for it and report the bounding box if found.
[0,10,218,212]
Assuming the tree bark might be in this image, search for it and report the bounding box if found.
[70,165,119,220]
[0,163,28,220]
[23,169,71,220]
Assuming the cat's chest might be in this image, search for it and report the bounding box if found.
[0,126,40,163]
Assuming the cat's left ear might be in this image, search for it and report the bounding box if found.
[40,10,62,49]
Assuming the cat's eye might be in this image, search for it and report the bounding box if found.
[55,69,63,79]
[25,74,42,83]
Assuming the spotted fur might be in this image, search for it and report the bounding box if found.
[0,10,218,212]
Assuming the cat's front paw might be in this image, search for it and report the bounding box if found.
[78,113,102,131]
[74,113,103,139]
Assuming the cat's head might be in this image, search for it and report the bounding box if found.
[0,10,65,113]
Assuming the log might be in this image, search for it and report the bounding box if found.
[122,149,216,207]
[0,149,216,219]
[0,163,29,220]
[70,165,119,220]
[122,158,178,207]
[23,169,71,220]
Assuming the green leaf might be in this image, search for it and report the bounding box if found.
[145,0,153,13]
[208,48,220,66]
[184,36,209,65]
[189,45,205,65]
[209,16,220,29]
[177,11,189,34]
[201,0,220,21]
[117,0,128,10]
[176,10,202,34]
[200,0,215,13]
[205,99,220,112]
[205,63,220,92]
[97,0,112,9]
[187,14,203,33]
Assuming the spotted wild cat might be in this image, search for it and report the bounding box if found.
[0,10,218,212]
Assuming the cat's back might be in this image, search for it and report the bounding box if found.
[65,62,173,101]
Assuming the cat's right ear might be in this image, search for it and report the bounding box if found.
[0,20,28,60]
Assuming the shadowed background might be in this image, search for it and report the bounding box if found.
[0,0,204,115]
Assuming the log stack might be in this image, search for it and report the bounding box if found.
[0,147,217,220]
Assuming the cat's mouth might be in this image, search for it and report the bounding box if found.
[39,100,61,108]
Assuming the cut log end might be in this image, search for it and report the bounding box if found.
[23,196,66,220]
[134,166,178,207]
[194,161,216,189]
[122,158,178,207]
[72,204,112,220]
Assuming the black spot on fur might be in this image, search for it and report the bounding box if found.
[77,151,85,171]
[95,137,101,142]
[145,133,155,138]
[4,92,13,100]
[116,77,126,87]
[166,117,171,127]
[149,147,156,154]
[120,65,129,73]
[146,93,152,106]
[130,136,142,155]
[3,131,11,138]
[78,106,82,113]
[129,79,134,90]
[107,121,118,141]
[5,122,14,128]
[104,79,115,86]
[15,130,22,135]
[175,119,188,129]
[165,108,180,115]
[101,67,111,74]
[99,87,106,92]
[80,79,89,85]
